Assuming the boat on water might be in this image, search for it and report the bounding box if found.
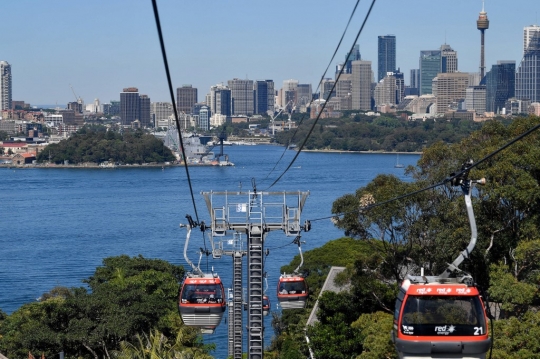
[394,153,404,168]
[161,129,234,166]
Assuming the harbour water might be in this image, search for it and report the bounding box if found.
[0,145,420,357]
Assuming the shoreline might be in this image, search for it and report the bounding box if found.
[299,149,422,154]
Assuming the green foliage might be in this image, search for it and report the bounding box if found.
[489,240,540,317]
[113,328,213,359]
[36,125,176,164]
[280,237,373,297]
[274,115,483,152]
[0,255,207,359]
[351,312,396,359]
[491,311,540,358]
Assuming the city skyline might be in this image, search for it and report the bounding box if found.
[2,0,539,105]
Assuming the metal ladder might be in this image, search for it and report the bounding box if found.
[232,251,244,359]
[247,208,264,359]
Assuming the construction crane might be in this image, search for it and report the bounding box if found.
[69,84,83,104]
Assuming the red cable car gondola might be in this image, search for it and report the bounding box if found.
[277,274,308,309]
[392,168,491,358]
[178,218,226,334]
[263,295,270,316]
[277,237,308,309]
[178,273,226,333]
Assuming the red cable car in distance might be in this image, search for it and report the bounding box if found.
[177,218,226,334]
[277,236,308,309]
[263,295,270,316]
[392,166,491,359]
[277,274,308,309]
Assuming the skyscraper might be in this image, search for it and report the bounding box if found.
[120,87,151,127]
[343,44,361,74]
[254,80,274,115]
[465,86,487,115]
[419,50,442,95]
[321,78,336,100]
[523,25,540,54]
[210,84,232,117]
[435,72,469,114]
[139,95,151,127]
[441,44,458,73]
[378,35,396,82]
[374,74,397,108]
[120,88,140,126]
[228,78,254,116]
[516,31,540,102]
[0,61,12,111]
[176,85,197,114]
[351,60,372,111]
[151,102,174,125]
[477,3,489,79]
[486,61,515,113]
[198,106,210,131]
[296,84,312,111]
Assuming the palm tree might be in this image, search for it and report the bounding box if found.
[113,328,214,359]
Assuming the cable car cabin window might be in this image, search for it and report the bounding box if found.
[400,295,486,336]
[278,281,306,295]
[181,284,223,304]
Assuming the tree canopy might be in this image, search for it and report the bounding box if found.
[0,255,213,359]
[274,114,490,152]
[36,125,176,165]
[267,116,540,358]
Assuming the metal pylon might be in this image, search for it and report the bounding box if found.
[201,190,310,359]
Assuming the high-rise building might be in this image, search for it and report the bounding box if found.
[210,84,232,116]
[465,86,486,115]
[394,70,405,104]
[254,80,274,115]
[351,60,372,111]
[109,100,120,116]
[434,72,469,114]
[176,85,197,114]
[321,78,336,100]
[374,73,397,108]
[228,78,254,116]
[516,31,540,102]
[419,50,442,95]
[151,102,174,126]
[343,44,361,74]
[0,61,12,111]
[477,4,489,79]
[441,44,458,73]
[198,106,210,131]
[523,25,540,54]
[378,35,396,82]
[296,84,312,112]
[486,61,516,113]
[120,88,140,126]
[335,74,352,98]
[120,87,151,127]
[139,95,151,127]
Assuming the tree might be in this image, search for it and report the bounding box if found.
[0,256,204,359]
[114,328,213,359]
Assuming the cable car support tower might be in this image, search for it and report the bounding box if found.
[202,187,310,359]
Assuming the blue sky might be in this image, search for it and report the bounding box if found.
[2,0,538,106]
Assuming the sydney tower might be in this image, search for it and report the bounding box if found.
[477,2,489,79]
